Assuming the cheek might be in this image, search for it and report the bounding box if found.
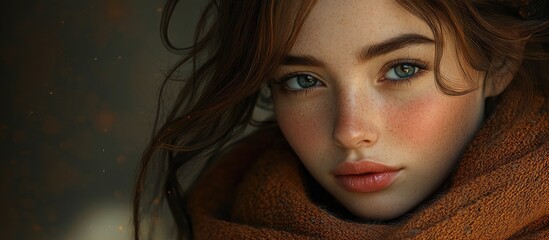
[274,99,328,155]
[384,92,480,153]
[386,95,442,143]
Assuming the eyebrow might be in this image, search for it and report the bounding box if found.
[281,33,434,67]
[359,33,434,62]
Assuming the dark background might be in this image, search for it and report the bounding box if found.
[1,1,203,239]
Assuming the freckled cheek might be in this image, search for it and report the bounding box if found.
[274,99,330,157]
[384,95,471,148]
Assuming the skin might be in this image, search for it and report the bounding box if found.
[271,0,503,220]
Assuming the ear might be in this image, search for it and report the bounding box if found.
[483,47,524,98]
[483,58,515,97]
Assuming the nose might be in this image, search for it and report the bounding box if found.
[332,89,378,149]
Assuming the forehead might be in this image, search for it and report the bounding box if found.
[291,0,434,56]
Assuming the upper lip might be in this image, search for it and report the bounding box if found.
[331,160,401,176]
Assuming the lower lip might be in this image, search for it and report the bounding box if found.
[335,171,400,193]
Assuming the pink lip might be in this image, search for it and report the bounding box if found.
[332,161,401,193]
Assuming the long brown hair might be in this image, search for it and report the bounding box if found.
[133,0,548,239]
[133,1,317,239]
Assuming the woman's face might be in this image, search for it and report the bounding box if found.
[271,0,490,220]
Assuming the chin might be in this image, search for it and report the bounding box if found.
[342,198,415,222]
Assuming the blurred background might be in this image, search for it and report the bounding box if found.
[1,0,203,239]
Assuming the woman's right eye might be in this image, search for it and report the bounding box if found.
[283,74,322,90]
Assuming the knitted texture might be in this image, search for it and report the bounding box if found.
[188,83,548,239]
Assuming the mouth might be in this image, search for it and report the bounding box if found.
[332,161,401,193]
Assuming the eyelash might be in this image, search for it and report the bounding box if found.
[272,72,320,96]
[273,58,431,95]
[380,58,430,86]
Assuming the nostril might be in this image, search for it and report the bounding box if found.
[332,127,377,149]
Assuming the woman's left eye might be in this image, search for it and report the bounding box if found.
[384,63,421,81]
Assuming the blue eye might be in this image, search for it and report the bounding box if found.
[385,63,420,80]
[284,74,321,90]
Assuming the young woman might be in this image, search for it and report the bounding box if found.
[134,0,548,239]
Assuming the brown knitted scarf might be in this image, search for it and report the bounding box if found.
[188,84,548,239]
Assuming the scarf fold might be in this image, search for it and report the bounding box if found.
[188,85,548,239]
